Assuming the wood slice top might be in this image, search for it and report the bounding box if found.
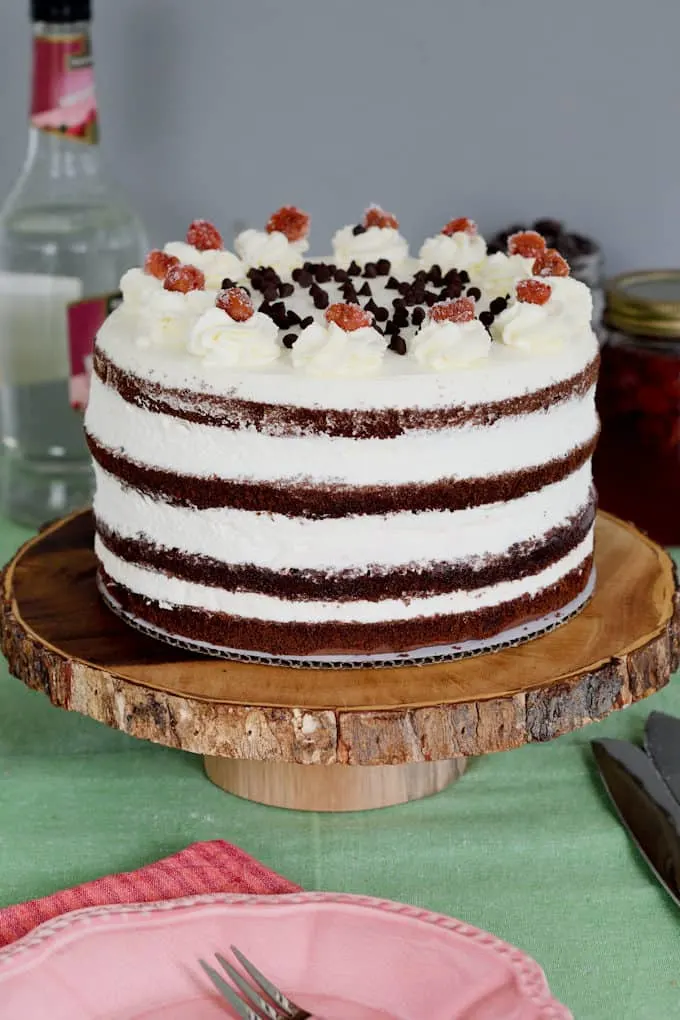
[1,510,678,765]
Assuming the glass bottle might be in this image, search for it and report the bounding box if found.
[593,270,680,545]
[0,0,146,527]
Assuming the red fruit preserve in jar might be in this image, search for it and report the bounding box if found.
[594,270,680,545]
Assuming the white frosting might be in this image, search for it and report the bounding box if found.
[137,289,214,349]
[234,229,308,274]
[331,225,409,268]
[410,318,491,371]
[419,231,487,272]
[120,268,162,306]
[163,241,244,289]
[94,461,592,572]
[86,372,598,486]
[95,531,592,624]
[188,307,281,367]
[544,276,594,327]
[290,321,386,378]
[491,296,575,353]
[96,306,598,411]
[469,253,533,300]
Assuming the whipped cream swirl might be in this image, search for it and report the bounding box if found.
[163,241,244,289]
[491,294,570,353]
[291,321,387,378]
[188,307,281,367]
[234,229,308,274]
[332,224,409,268]
[419,231,487,272]
[542,275,594,327]
[410,318,491,371]
[137,289,214,349]
[469,252,534,301]
[120,267,163,306]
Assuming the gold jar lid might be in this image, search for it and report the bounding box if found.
[605,269,680,338]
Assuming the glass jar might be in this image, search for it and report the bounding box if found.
[593,270,680,545]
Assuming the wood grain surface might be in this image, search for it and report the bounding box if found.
[1,510,677,767]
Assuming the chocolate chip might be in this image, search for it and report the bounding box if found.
[262,285,278,303]
[300,316,314,329]
[220,277,236,290]
[392,297,406,309]
[352,224,367,236]
[364,298,379,317]
[414,270,428,285]
[363,262,378,278]
[303,261,315,273]
[388,334,407,355]
[282,333,297,348]
[311,285,329,309]
[269,301,288,327]
[375,306,389,322]
[279,282,294,298]
[459,270,470,284]
[356,281,371,297]
[442,269,460,285]
[296,269,313,288]
[258,301,271,314]
[347,261,361,277]
[286,309,302,326]
[376,258,391,276]
[315,264,332,284]
[490,296,508,315]
[341,286,359,304]
[385,276,401,290]
[393,307,409,327]
[334,268,348,283]
[411,307,426,326]
[479,310,493,328]
[466,286,482,301]
[384,320,398,334]
[428,264,443,286]
[397,280,411,295]
[424,291,438,306]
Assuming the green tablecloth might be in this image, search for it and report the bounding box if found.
[0,519,677,1020]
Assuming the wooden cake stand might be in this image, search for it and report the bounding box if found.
[1,510,678,811]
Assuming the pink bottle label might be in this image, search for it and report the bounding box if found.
[30,33,98,143]
[67,292,121,409]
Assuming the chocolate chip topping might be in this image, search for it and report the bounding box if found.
[376,258,391,276]
[282,333,297,348]
[364,298,379,318]
[300,316,314,329]
[411,307,426,327]
[459,270,470,284]
[479,310,493,328]
[388,334,407,355]
[363,262,378,278]
[352,224,367,236]
[357,281,372,297]
[310,284,329,309]
[220,277,236,290]
[385,276,401,290]
[490,296,509,315]
[466,286,482,301]
[292,268,313,288]
[347,261,361,276]
[314,263,333,284]
[279,282,294,298]
[262,284,279,303]
[374,306,389,322]
[334,268,348,283]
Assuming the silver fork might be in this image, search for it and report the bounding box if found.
[200,945,316,1019]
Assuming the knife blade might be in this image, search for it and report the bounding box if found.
[591,738,680,907]
[644,711,680,804]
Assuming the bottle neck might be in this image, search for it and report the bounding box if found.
[26,19,102,187]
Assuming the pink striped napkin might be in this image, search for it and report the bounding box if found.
[0,840,299,948]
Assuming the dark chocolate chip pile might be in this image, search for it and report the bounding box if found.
[488,218,599,261]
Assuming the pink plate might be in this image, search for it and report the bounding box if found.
[0,892,572,1019]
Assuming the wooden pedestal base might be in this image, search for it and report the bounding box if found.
[1,510,678,812]
[204,756,467,812]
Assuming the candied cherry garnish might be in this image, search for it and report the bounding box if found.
[516,279,552,305]
[144,249,179,280]
[508,230,546,258]
[325,302,374,332]
[363,205,399,229]
[429,297,476,323]
[216,287,255,322]
[532,248,570,278]
[441,217,477,237]
[266,205,310,242]
[163,264,206,293]
[186,219,223,251]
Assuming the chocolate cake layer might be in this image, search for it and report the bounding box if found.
[93,348,599,439]
[87,432,598,518]
[95,497,595,601]
[98,556,593,656]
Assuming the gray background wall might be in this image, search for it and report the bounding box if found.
[0,0,676,275]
